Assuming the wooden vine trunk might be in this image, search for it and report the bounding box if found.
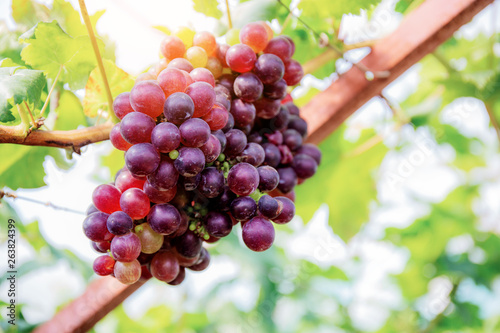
[33,0,494,331]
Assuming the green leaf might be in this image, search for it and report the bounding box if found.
[53,90,88,130]
[11,0,50,28]
[153,25,171,35]
[0,144,66,189]
[0,23,25,65]
[192,0,223,20]
[0,58,23,68]
[83,59,134,117]
[51,0,105,37]
[299,0,382,26]
[395,0,424,14]
[101,148,125,182]
[296,128,388,240]
[0,67,45,123]
[20,21,103,89]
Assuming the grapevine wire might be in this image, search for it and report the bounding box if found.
[274,0,390,79]
[1,190,86,215]
[77,0,119,123]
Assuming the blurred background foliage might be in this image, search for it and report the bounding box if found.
[1,0,500,332]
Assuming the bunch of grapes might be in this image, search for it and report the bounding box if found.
[84,22,322,285]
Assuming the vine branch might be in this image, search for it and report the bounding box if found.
[0,122,113,153]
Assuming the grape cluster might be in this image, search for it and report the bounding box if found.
[84,22,322,285]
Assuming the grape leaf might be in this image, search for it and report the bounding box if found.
[0,144,60,189]
[20,21,103,89]
[11,0,50,28]
[51,0,105,37]
[53,90,87,130]
[299,0,382,25]
[153,26,171,35]
[295,128,388,240]
[0,23,25,65]
[0,67,45,123]
[0,58,23,68]
[83,59,134,117]
[192,0,223,20]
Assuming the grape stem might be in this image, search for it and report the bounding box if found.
[225,0,233,29]
[77,0,119,123]
[39,65,62,118]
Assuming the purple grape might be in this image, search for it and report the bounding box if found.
[199,167,225,198]
[248,132,263,144]
[147,204,182,235]
[182,174,201,191]
[273,197,295,224]
[296,143,322,165]
[185,81,216,118]
[222,112,234,132]
[214,84,231,111]
[163,92,194,125]
[83,212,112,242]
[179,118,211,148]
[212,130,227,152]
[189,248,210,271]
[230,196,257,221]
[257,166,280,192]
[110,232,142,262]
[284,102,300,116]
[231,99,256,128]
[265,131,283,145]
[227,162,259,196]
[107,211,134,236]
[283,129,303,151]
[200,134,222,163]
[261,105,289,132]
[288,115,308,137]
[254,98,281,119]
[264,36,293,62]
[224,129,247,157]
[86,204,98,215]
[263,79,287,100]
[143,180,177,204]
[125,143,160,177]
[214,186,237,211]
[150,251,179,282]
[120,112,156,144]
[277,167,297,193]
[258,195,281,219]
[173,231,202,258]
[254,53,285,84]
[217,74,236,96]
[91,241,110,253]
[292,154,318,179]
[174,147,206,177]
[205,212,232,237]
[237,143,265,167]
[168,266,186,285]
[151,122,181,153]
[233,73,263,102]
[147,158,179,190]
[262,143,281,168]
[242,216,275,252]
